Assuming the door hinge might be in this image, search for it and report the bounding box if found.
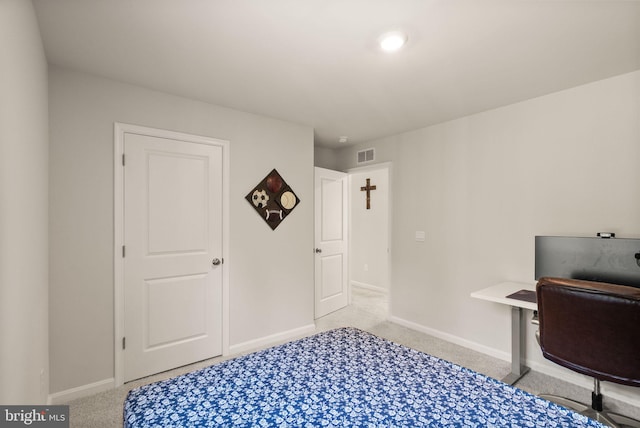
[122,245,126,258]
[122,337,126,350]
[122,154,125,166]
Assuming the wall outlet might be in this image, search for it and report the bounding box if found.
[415,231,425,241]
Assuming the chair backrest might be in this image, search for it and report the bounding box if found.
[537,277,640,387]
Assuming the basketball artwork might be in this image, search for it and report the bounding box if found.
[245,169,300,230]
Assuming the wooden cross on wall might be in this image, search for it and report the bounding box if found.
[360,178,377,210]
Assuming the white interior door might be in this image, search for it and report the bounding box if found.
[123,132,223,382]
[314,167,349,318]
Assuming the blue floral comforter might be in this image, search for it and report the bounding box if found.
[124,327,603,427]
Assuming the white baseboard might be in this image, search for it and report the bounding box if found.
[389,315,640,408]
[48,378,115,404]
[229,323,316,355]
[47,325,317,404]
[46,321,640,409]
[351,281,388,294]
[389,315,511,363]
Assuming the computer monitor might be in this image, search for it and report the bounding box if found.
[535,235,640,288]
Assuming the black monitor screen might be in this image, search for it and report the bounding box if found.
[535,236,640,288]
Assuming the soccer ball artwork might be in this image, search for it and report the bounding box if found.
[245,169,300,230]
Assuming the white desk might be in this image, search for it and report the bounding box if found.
[471,281,537,385]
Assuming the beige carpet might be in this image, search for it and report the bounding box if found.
[66,286,640,427]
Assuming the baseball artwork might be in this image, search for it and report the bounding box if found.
[245,169,300,230]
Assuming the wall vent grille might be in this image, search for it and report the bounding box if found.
[357,148,375,164]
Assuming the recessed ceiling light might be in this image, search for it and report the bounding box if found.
[339,136,348,144]
[379,31,407,52]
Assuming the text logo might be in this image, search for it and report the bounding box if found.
[0,406,69,428]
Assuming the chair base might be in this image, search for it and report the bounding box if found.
[540,394,640,428]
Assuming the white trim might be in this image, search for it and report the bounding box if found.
[389,315,511,362]
[351,281,388,294]
[229,324,316,355]
[48,378,115,404]
[114,123,125,387]
[388,316,640,408]
[113,123,230,387]
[346,161,392,174]
[47,322,640,409]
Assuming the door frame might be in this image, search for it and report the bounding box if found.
[113,123,230,387]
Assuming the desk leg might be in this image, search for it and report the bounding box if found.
[502,306,530,385]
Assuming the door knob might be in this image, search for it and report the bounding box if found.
[315,248,322,253]
[212,258,222,266]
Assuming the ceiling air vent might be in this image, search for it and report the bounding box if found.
[357,148,375,164]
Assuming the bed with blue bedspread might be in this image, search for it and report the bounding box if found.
[124,327,603,427]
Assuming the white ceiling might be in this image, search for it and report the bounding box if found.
[33,0,640,148]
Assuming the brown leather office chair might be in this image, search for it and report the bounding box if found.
[536,277,640,428]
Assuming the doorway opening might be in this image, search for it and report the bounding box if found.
[313,163,391,323]
[347,163,391,320]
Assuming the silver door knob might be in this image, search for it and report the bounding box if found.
[315,248,322,253]
[212,258,222,266]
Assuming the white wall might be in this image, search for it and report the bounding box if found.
[349,167,389,292]
[314,146,340,170]
[48,67,314,395]
[0,0,50,404]
[336,70,640,403]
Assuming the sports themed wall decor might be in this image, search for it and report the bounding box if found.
[245,169,300,230]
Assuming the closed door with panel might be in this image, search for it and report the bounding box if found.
[123,132,223,382]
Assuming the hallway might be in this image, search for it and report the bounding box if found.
[315,285,388,332]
